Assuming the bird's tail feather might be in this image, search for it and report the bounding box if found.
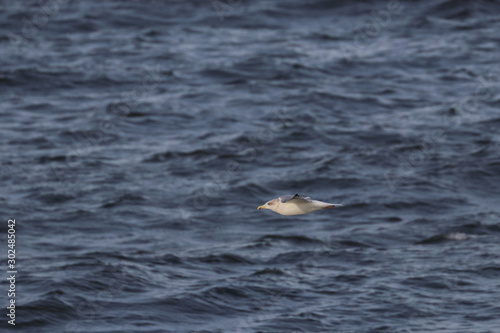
[323,203,343,209]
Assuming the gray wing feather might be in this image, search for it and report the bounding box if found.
[279,195,295,203]
[280,194,311,203]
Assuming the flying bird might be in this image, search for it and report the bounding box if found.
[257,194,343,216]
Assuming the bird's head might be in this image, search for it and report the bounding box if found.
[257,198,278,211]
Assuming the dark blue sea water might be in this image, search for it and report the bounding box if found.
[1,0,500,332]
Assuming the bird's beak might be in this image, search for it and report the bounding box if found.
[257,205,264,210]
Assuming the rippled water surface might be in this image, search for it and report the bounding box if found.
[1,1,500,332]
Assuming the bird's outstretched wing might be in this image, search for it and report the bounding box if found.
[280,194,311,203]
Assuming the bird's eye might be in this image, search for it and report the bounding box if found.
[268,202,273,206]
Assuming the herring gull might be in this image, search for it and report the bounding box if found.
[257,194,342,216]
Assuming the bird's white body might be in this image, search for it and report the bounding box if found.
[258,194,342,216]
